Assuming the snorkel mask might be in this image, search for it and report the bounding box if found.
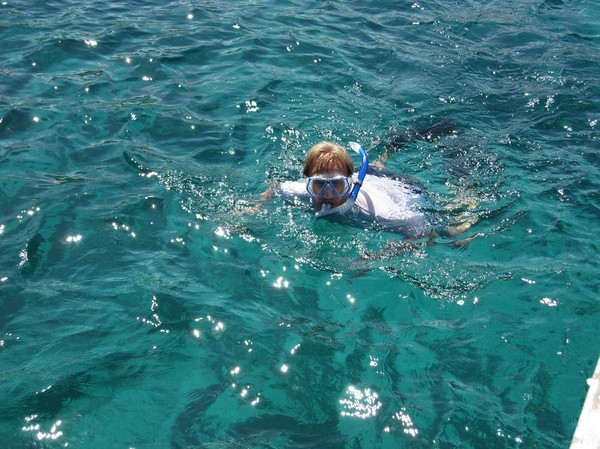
[306,175,352,200]
[315,142,369,218]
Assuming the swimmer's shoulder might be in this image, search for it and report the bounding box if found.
[277,179,306,197]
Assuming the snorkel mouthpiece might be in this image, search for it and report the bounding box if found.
[315,142,369,218]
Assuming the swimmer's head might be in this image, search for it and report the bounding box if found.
[303,142,353,210]
[303,141,353,178]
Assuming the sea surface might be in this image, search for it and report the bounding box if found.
[1,0,599,448]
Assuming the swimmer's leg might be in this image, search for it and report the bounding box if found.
[386,120,456,152]
[371,152,389,169]
[439,188,480,237]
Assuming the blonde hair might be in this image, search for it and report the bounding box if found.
[302,141,353,177]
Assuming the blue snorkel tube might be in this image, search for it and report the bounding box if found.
[315,142,369,218]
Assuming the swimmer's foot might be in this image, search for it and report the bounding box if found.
[445,214,480,237]
[449,232,480,249]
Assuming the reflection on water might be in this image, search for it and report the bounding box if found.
[339,385,382,419]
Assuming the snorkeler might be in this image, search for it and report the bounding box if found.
[245,121,477,239]
[271,140,434,237]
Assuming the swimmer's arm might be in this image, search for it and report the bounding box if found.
[234,183,279,215]
[260,184,277,201]
[235,180,307,215]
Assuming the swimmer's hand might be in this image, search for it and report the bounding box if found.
[232,203,262,216]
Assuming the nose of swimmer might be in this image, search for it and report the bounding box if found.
[321,185,334,199]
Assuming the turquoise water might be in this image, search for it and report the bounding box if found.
[1,0,599,447]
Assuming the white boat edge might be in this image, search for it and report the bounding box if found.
[570,356,600,449]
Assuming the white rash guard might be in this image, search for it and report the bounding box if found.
[278,173,432,236]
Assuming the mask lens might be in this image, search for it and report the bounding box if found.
[309,179,326,197]
[331,178,349,195]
